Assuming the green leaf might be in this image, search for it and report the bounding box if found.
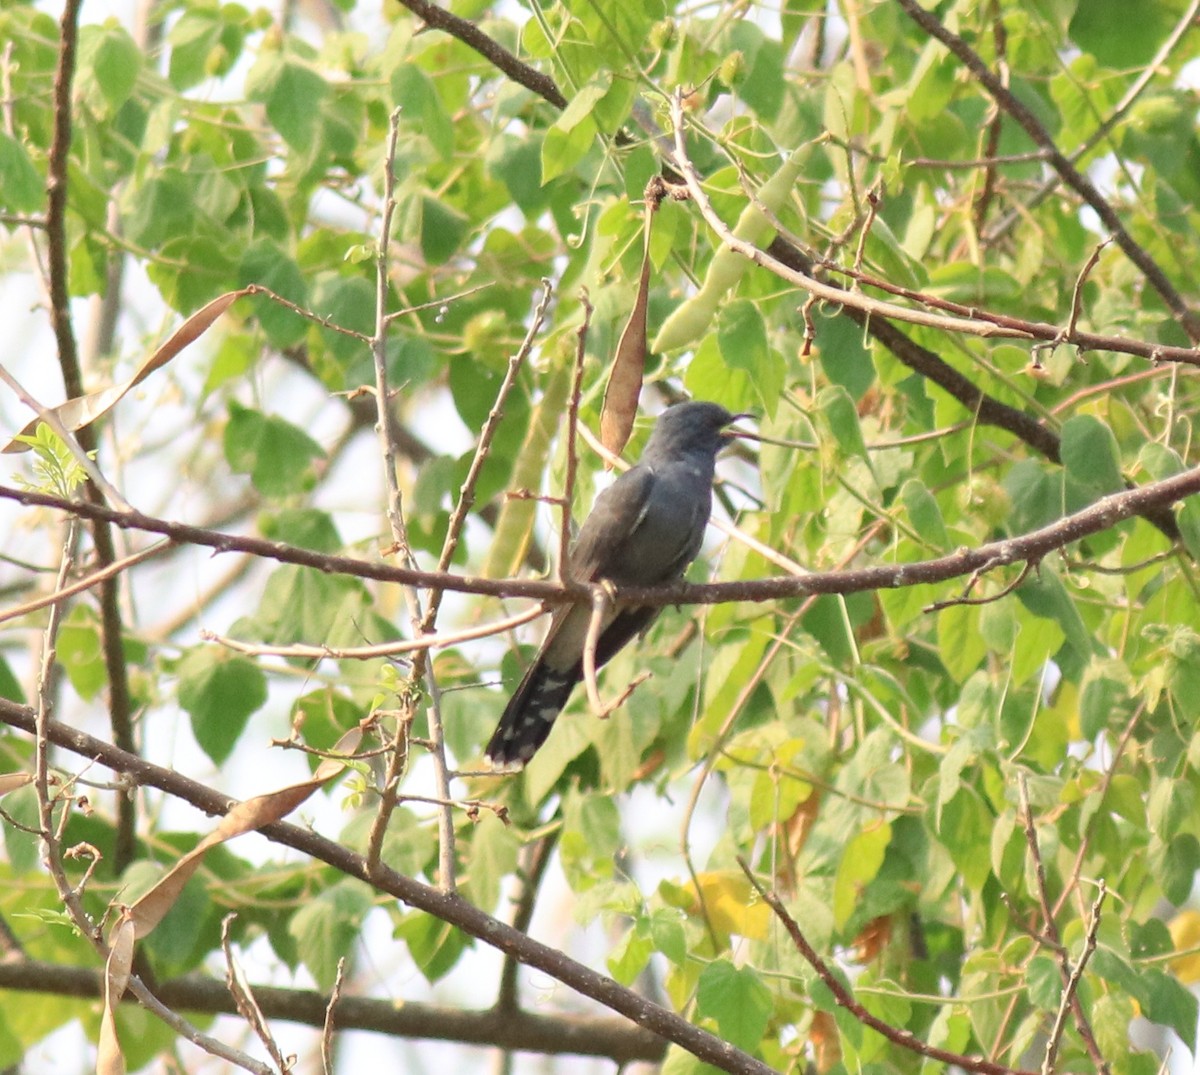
[0,133,44,214]
[224,402,325,497]
[608,926,654,985]
[694,959,773,1052]
[259,508,342,553]
[176,648,267,764]
[2,788,40,874]
[648,908,687,965]
[246,55,329,152]
[557,74,612,133]
[833,823,891,928]
[290,880,373,990]
[1069,0,1179,65]
[391,64,454,161]
[1015,567,1094,662]
[936,787,993,891]
[393,907,469,983]
[57,611,107,700]
[560,790,621,890]
[248,564,369,646]
[420,195,469,265]
[936,604,987,683]
[815,309,875,400]
[1079,658,1132,740]
[717,300,783,418]
[1149,777,1194,842]
[540,115,595,184]
[1142,967,1199,1050]
[0,657,25,705]
[463,813,519,914]
[1162,833,1200,906]
[91,22,141,111]
[1026,954,1061,1011]
[1061,415,1124,493]
[817,385,868,460]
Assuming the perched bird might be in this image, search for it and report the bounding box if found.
[485,401,744,769]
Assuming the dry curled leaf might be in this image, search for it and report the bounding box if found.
[128,726,362,939]
[600,183,663,459]
[0,772,32,795]
[4,288,250,453]
[98,913,136,1075]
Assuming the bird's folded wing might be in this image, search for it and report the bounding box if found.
[569,465,656,581]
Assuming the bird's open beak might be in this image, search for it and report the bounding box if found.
[721,413,758,441]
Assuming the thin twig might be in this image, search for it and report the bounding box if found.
[244,284,371,342]
[581,585,609,716]
[1053,704,1143,919]
[1042,882,1105,1075]
[851,185,880,283]
[923,559,1036,612]
[738,857,1035,1075]
[1018,775,1110,1073]
[382,281,495,324]
[321,958,346,1075]
[895,0,1200,341]
[1032,237,1113,364]
[202,605,543,661]
[366,109,430,882]
[222,915,289,1072]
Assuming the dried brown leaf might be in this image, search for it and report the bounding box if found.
[98,914,136,1075]
[129,727,361,939]
[4,289,250,453]
[0,772,33,795]
[600,197,658,459]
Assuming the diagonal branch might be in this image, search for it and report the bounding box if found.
[895,0,1200,341]
[739,857,1034,1075]
[392,0,567,108]
[0,699,775,1075]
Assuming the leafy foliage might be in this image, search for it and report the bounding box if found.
[1,0,1200,1072]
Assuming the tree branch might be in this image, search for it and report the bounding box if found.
[392,0,567,109]
[895,0,1200,341]
[0,957,663,1063]
[2,460,1194,608]
[0,699,775,1075]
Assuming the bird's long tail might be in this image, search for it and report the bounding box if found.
[484,606,659,769]
[484,657,577,768]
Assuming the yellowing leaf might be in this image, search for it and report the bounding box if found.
[684,870,770,940]
[1169,909,1200,983]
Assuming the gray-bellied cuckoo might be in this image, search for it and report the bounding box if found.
[485,400,744,769]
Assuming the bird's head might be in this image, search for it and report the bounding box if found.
[644,401,753,459]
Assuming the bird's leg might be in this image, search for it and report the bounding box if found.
[582,582,653,719]
[581,582,612,716]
